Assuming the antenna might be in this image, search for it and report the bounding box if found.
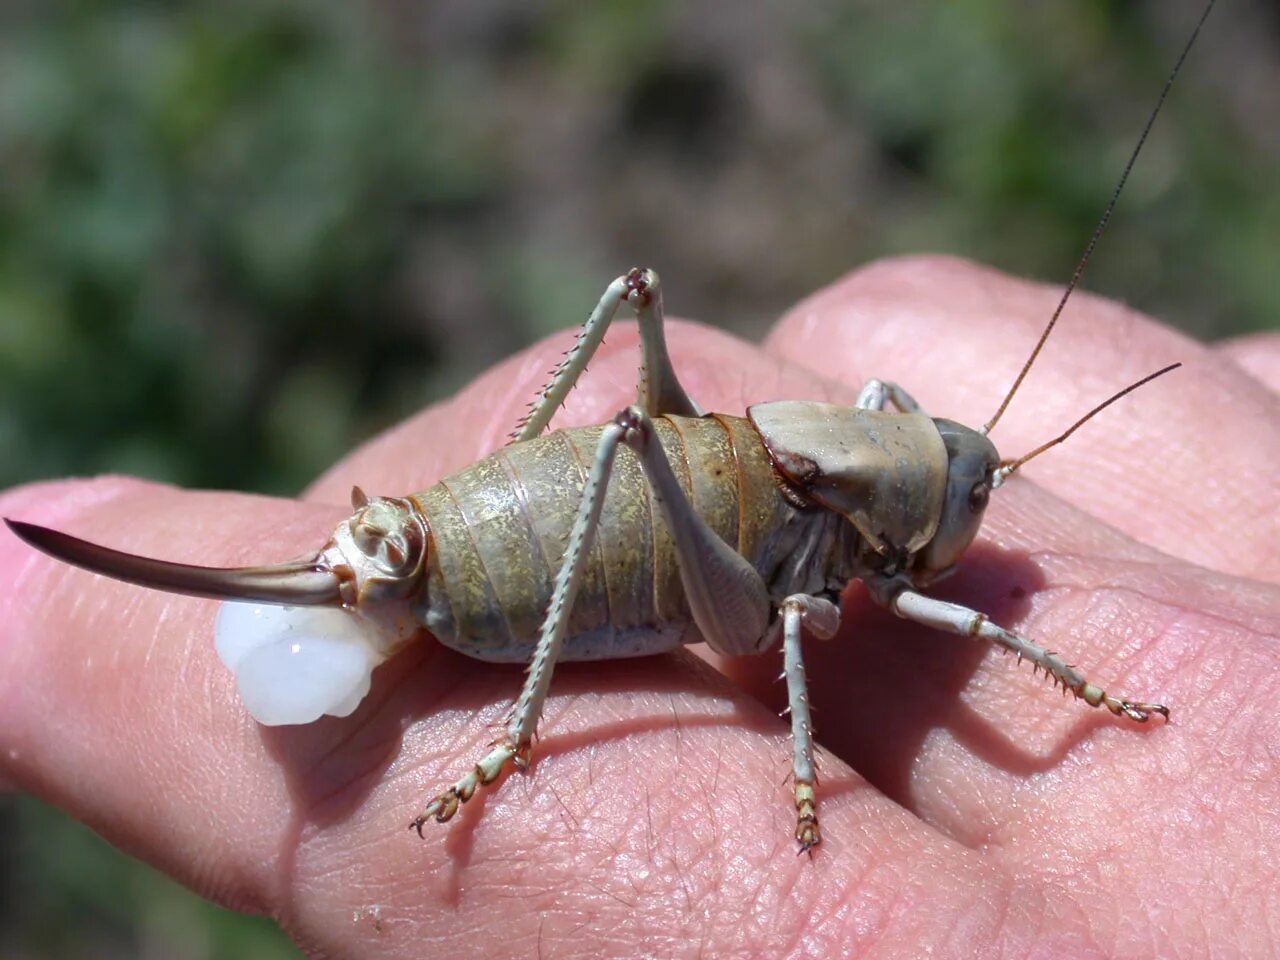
[982,0,1217,437]
[991,362,1181,486]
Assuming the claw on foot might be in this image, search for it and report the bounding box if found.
[409,787,465,836]
[796,818,821,857]
[1111,698,1170,723]
[408,739,526,838]
[794,780,821,856]
[1081,682,1170,724]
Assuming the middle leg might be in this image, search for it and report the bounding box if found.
[780,594,841,853]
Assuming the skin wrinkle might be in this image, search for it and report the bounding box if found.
[984,870,1030,960]
[1024,554,1266,627]
[836,862,902,958]
[292,701,415,823]
[1041,871,1111,959]
[1025,569,1280,646]
[3,259,1278,957]
[931,881,999,960]
[875,855,983,957]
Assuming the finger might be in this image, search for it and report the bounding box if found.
[312,309,1277,950]
[766,255,1280,582]
[0,478,1009,956]
[8,326,1275,953]
[1217,331,1280,395]
[0,477,345,913]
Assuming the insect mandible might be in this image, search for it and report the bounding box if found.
[4,2,1219,855]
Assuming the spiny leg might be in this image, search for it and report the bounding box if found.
[619,409,846,850]
[411,419,628,833]
[414,404,774,833]
[511,268,701,443]
[623,407,839,847]
[779,594,841,854]
[856,378,926,414]
[884,586,1169,722]
[630,270,703,420]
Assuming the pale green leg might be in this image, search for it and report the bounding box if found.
[885,587,1169,722]
[413,404,771,832]
[511,268,701,443]
[412,419,626,832]
[780,594,840,854]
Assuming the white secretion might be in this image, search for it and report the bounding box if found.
[214,601,418,726]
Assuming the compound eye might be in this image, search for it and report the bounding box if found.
[968,482,990,513]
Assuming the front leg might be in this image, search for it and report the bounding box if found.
[880,584,1169,722]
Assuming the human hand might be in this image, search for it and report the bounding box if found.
[2,256,1277,958]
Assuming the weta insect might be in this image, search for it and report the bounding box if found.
[4,3,1217,855]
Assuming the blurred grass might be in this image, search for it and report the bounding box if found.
[1,0,1276,955]
[2,794,300,960]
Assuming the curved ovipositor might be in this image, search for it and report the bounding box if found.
[4,489,426,726]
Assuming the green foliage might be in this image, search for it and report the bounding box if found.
[808,0,1278,337]
[0,0,494,493]
[1,793,301,958]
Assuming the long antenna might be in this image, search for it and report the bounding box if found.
[982,0,1217,437]
[992,362,1181,485]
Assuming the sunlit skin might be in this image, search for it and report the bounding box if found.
[2,256,1278,958]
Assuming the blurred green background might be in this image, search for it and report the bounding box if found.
[1,0,1275,955]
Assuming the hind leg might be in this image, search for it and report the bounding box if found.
[512,268,701,442]
[411,417,629,831]
[413,404,774,832]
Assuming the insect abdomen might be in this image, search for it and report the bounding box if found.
[412,415,812,662]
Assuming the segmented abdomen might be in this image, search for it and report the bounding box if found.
[411,415,816,663]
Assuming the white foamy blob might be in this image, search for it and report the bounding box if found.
[214,602,416,726]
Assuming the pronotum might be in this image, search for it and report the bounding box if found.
[4,2,1220,854]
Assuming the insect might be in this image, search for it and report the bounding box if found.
[4,3,1217,854]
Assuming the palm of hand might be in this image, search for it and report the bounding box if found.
[2,257,1278,958]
